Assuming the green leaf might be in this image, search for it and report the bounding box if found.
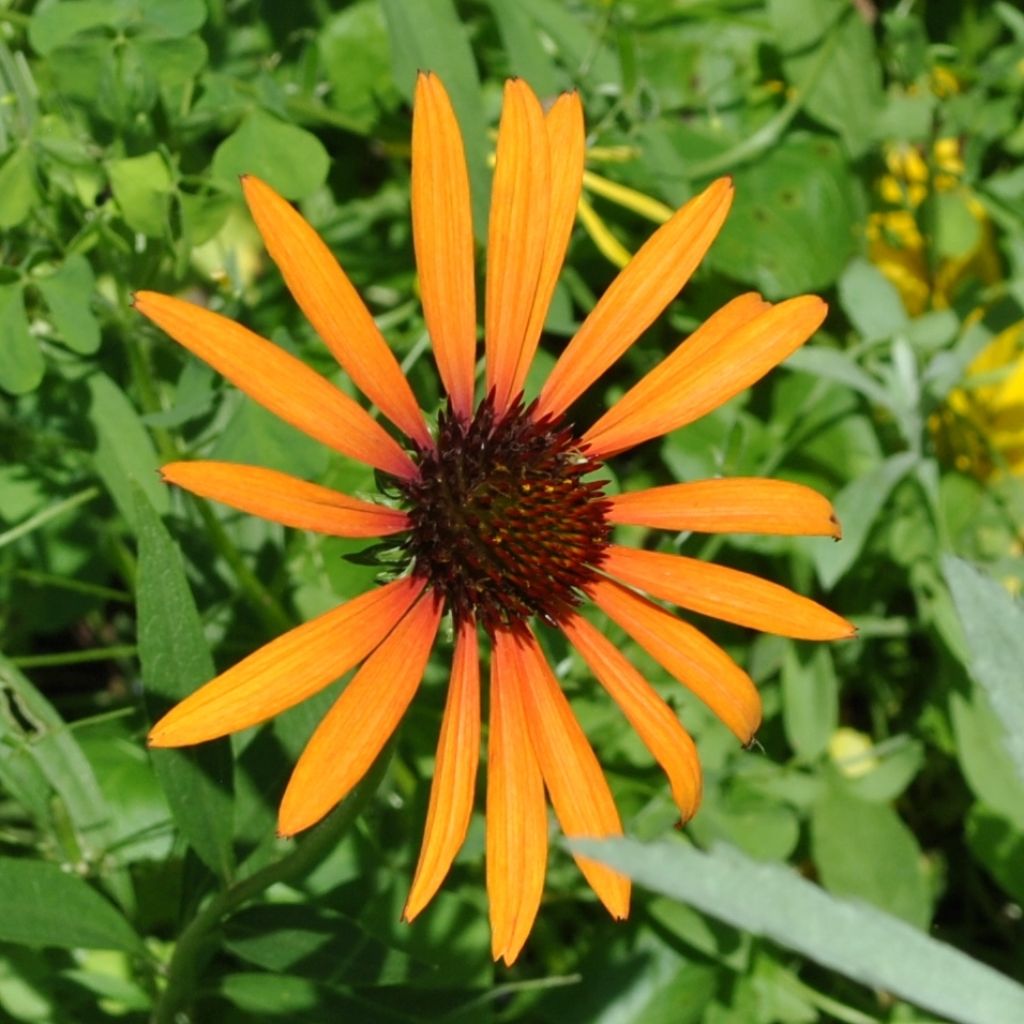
[486,0,562,96]
[380,0,490,238]
[28,1,124,55]
[705,135,861,297]
[943,556,1024,789]
[810,451,917,589]
[574,837,1024,1024]
[0,655,117,866]
[837,258,910,341]
[85,372,168,528]
[318,2,400,134]
[0,146,39,229]
[137,0,205,36]
[0,857,140,951]
[0,283,43,395]
[781,643,838,760]
[106,152,173,237]
[36,255,101,355]
[212,110,329,201]
[768,0,883,157]
[966,806,1024,905]
[217,973,320,1016]
[811,779,931,928]
[134,487,235,880]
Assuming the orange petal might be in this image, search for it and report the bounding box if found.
[603,545,855,641]
[488,627,548,965]
[485,79,550,416]
[608,478,842,538]
[536,177,735,419]
[404,618,481,921]
[585,294,828,456]
[561,612,702,821]
[582,293,768,456]
[133,292,416,480]
[412,73,478,421]
[513,628,630,919]
[588,577,761,743]
[241,175,430,448]
[161,461,410,538]
[509,91,585,400]
[149,577,425,747]
[278,592,443,836]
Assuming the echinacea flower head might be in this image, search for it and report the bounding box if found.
[135,73,852,965]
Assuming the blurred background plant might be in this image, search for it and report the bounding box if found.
[2,0,1024,1021]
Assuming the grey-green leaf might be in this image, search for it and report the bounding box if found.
[943,555,1024,789]
[0,857,141,951]
[134,487,235,880]
[573,837,1024,1024]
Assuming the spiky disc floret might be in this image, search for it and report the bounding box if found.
[399,395,610,630]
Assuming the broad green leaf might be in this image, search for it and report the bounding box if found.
[138,0,205,36]
[0,858,140,952]
[837,258,910,340]
[318,2,400,134]
[28,1,123,55]
[217,973,320,1016]
[950,685,1024,830]
[811,779,931,928]
[781,643,838,760]
[136,35,208,89]
[0,146,39,229]
[85,372,167,528]
[212,110,329,201]
[106,152,173,237]
[134,487,235,880]
[36,255,101,355]
[810,451,917,589]
[380,0,490,238]
[574,837,1024,1024]
[966,806,1024,905]
[943,556,1024,789]
[769,0,883,157]
[0,284,43,395]
[705,135,861,297]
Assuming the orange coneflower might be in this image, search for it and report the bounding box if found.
[134,73,851,965]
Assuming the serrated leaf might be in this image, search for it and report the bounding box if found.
[573,837,1024,1024]
[944,555,1024,790]
[37,255,101,355]
[0,858,141,952]
[134,487,234,880]
[212,111,329,201]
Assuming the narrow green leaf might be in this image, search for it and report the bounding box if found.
[811,451,917,589]
[134,486,234,880]
[0,283,43,395]
[573,837,1024,1024]
[86,372,168,528]
[781,643,838,760]
[0,857,141,952]
[486,0,562,96]
[943,555,1024,788]
[37,254,101,355]
[380,0,490,238]
[0,655,116,865]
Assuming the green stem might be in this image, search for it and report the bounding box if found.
[11,568,131,601]
[0,487,100,550]
[10,645,137,668]
[150,746,392,1024]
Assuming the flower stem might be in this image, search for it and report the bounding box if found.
[150,745,392,1024]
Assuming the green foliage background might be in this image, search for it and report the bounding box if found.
[2,0,1024,1020]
